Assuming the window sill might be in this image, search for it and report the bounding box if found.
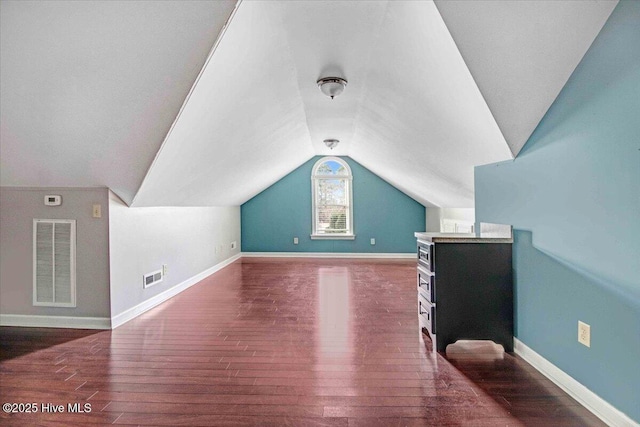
[310,234,355,240]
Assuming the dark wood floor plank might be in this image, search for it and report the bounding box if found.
[0,258,604,426]
[115,413,349,426]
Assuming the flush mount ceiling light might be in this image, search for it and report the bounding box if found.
[323,139,340,150]
[317,77,347,99]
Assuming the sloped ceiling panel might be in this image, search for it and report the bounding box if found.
[348,0,512,208]
[0,0,236,205]
[434,0,618,157]
[131,1,315,207]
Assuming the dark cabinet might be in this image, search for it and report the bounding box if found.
[416,236,513,352]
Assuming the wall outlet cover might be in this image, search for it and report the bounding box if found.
[578,321,591,347]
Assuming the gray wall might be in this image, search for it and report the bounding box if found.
[0,187,111,318]
[108,191,241,318]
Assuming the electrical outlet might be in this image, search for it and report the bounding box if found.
[231,241,237,250]
[293,237,299,245]
[370,238,376,245]
[92,204,102,218]
[578,321,591,347]
[162,264,168,276]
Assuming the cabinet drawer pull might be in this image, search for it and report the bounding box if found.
[417,271,435,303]
[418,300,436,335]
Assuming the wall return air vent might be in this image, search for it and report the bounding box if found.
[33,219,76,307]
[143,270,163,288]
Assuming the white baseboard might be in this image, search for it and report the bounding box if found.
[241,252,416,259]
[0,314,111,329]
[514,338,638,427]
[110,253,241,329]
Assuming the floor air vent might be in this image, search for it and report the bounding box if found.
[143,270,163,288]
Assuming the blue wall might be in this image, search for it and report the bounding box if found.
[475,1,640,422]
[241,156,425,253]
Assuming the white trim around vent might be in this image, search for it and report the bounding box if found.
[143,269,163,288]
[0,314,110,330]
[514,338,639,427]
[33,219,76,307]
[242,252,416,259]
[111,253,241,329]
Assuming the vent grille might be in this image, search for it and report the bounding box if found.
[143,270,163,288]
[33,219,76,307]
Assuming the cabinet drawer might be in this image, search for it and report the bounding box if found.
[417,241,434,272]
[418,293,436,335]
[417,266,435,303]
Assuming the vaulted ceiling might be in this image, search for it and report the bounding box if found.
[0,0,617,208]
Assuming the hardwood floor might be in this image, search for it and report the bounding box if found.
[1,258,604,426]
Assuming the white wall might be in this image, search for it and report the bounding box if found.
[108,191,240,321]
[425,207,475,232]
[0,187,111,320]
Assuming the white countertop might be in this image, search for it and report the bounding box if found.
[414,232,513,243]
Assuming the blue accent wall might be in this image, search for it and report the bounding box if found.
[241,156,425,253]
[475,1,640,422]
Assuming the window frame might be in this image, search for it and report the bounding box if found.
[310,156,355,240]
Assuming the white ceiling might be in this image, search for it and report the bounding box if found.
[434,0,618,157]
[1,0,616,208]
[0,0,236,205]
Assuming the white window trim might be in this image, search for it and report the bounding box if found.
[310,234,356,240]
[32,219,77,308]
[310,156,355,240]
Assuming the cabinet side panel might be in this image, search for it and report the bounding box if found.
[435,243,513,351]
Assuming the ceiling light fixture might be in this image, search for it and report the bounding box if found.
[323,139,340,150]
[317,77,347,99]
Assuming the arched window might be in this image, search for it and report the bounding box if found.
[311,157,354,239]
